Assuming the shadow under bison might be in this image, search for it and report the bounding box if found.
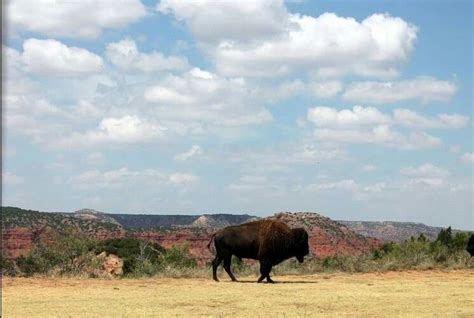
[208,220,309,283]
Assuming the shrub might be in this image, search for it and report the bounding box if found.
[162,244,197,269]
[16,229,96,276]
[95,238,165,275]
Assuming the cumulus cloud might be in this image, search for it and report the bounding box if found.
[7,0,147,38]
[313,125,442,150]
[169,173,200,184]
[158,1,417,78]
[157,0,289,44]
[229,175,269,191]
[398,164,449,190]
[144,68,273,127]
[22,39,103,77]
[306,105,469,149]
[461,153,474,164]
[174,145,203,162]
[309,81,343,99]
[54,115,167,149]
[72,167,199,189]
[394,109,469,130]
[362,165,377,172]
[105,38,189,73]
[85,152,106,166]
[307,179,357,191]
[400,163,450,178]
[343,77,457,104]
[307,106,468,131]
[307,106,391,128]
[227,142,345,168]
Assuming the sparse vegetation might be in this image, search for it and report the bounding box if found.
[4,225,472,279]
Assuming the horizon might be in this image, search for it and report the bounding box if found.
[2,1,473,230]
[3,205,470,231]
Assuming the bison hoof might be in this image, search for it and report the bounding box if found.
[267,278,275,284]
[213,278,219,282]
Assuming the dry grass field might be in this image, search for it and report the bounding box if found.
[3,270,474,317]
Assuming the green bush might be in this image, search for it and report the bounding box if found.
[16,229,96,276]
[95,238,165,275]
[162,244,197,269]
[7,226,473,278]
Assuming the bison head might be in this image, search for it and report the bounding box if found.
[292,228,309,263]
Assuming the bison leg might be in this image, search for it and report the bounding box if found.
[212,255,222,282]
[223,256,238,282]
[257,260,272,283]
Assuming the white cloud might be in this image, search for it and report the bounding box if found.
[144,68,273,127]
[174,145,203,162]
[343,77,457,104]
[449,145,462,153]
[310,81,343,99]
[362,164,377,172]
[22,39,103,77]
[307,179,357,191]
[401,163,450,178]
[404,177,444,188]
[2,172,24,185]
[157,0,289,44]
[7,0,147,38]
[3,46,24,79]
[274,80,307,100]
[54,115,167,149]
[105,38,188,73]
[72,167,199,189]
[229,175,269,191]
[307,106,391,128]
[86,152,106,166]
[394,109,469,130]
[306,105,468,149]
[169,173,200,185]
[313,125,442,150]
[461,153,474,164]
[307,106,468,131]
[227,141,345,167]
[159,2,417,78]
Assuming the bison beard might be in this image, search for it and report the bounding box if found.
[208,220,309,283]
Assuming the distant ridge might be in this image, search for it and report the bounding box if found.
[339,220,446,242]
[2,206,456,263]
[107,213,257,230]
[74,208,122,226]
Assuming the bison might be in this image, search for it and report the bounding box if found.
[208,220,309,283]
[467,234,474,257]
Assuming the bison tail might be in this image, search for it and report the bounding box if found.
[207,233,217,253]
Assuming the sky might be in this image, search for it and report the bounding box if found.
[2,0,473,229]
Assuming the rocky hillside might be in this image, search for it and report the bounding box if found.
[2,207,126,259]
[339,220,445,242]
[2,207,386,264]
[1,207,255,262]
[74,208,122,226]
[270,212,382,257]
[2,207,124,232]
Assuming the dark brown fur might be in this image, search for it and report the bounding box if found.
[467,234,474,257]
[209,220,309,283]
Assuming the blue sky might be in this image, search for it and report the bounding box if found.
[2,0,473,229]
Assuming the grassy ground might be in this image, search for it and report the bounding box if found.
[3,270,474,317]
